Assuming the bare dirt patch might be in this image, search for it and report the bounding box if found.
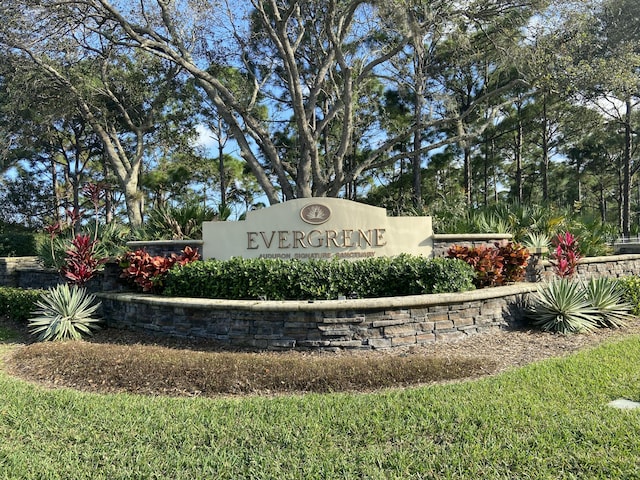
[4,317,640,398]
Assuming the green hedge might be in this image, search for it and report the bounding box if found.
[0,287,44,322]
[619,276,640,316]
[0,231,38,257]
[162,255,476,300]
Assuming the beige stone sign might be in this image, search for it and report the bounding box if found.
[202,198,433,260]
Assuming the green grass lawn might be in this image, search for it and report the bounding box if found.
[1,338,640,479]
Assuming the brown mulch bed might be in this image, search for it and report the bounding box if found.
[3,316,640,398]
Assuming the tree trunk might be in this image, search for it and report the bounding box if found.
[623,97,632,236]
[412,36,425,211]
[123,182,143,228]
[576,157,582,205]
[49,156,61,225]
[412,124,423,210]
[219,141,226,212]
[464,145,472,206]
[541,94,549,202]
[102,162,113,224]
[515,103,523,203]
[483,136,490,206]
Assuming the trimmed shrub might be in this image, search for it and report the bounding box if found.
[619,276,640,316]
[0,287,44,322]
[0,230,37,257]
[423,256,481,294]
[162,255,476,300]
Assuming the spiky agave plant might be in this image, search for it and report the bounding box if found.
[526,278,601,334]
[28,284,101,341]
[584,277,635,328]
[522,232,551,252]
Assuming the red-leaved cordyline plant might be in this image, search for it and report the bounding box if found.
[447,244,505,288]
[496,241,530,283]
[550,231,581,278]
[447,241,530,288]
[44,223,62,237]
[60,234,107,286]
[82,182,104,210]
[120,246,200,293]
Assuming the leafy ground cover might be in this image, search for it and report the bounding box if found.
[2,318,640,478]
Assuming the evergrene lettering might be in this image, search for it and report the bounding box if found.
[247,228,386,250]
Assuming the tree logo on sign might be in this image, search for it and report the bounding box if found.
[300,204,331,225]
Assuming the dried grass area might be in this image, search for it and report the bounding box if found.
[4,317,640,398]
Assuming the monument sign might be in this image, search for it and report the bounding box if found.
[202,198,433,260]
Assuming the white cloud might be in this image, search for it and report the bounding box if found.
[194,124,217,150]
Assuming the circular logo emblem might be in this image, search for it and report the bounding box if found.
[300,204,331,225]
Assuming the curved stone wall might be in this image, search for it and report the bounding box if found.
[6,252,640,351]
[96,253,640,350]
[98,284,538,350]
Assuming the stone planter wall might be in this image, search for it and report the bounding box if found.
[96,253,640,350]
[0,257,45,288]
[98,284,537,351]
[0,258,125,292]
[528,254,640,282]
[7,250,640,351]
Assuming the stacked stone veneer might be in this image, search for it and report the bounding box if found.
[0,257,46,288]
[0,258,125,292]
[530,254,640,282]
[98,284,538,350]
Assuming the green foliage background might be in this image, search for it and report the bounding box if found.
[0,287,43,322]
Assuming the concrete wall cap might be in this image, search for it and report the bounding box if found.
[432,233,512,241]
[97,283,539,313]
